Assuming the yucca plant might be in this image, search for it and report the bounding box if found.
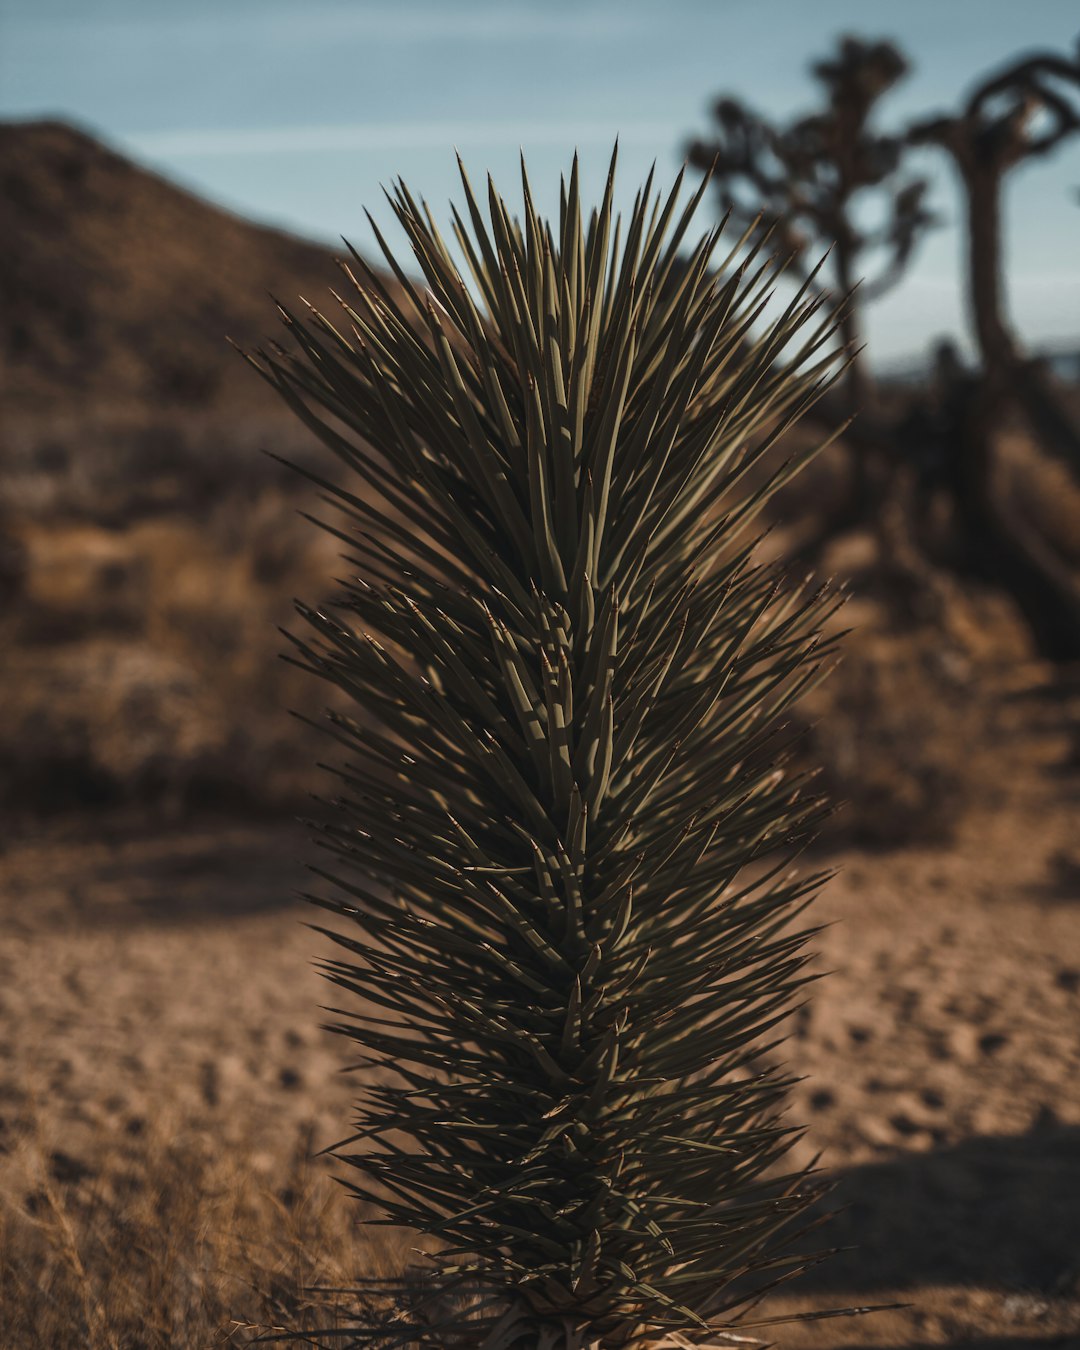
[247,148,849,1349]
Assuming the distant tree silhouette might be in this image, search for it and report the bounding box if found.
[909,40,1080,475]
[907,41,1080,659]
[686,34,1080,660]
[687,35,936,434]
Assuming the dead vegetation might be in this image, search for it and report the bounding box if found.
[0,1113,395,1349]
[0,479,339,817]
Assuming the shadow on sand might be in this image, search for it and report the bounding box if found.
[789,1121,1080,1300]
[53,820,312,925]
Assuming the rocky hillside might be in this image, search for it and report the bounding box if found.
[0,119,350,425]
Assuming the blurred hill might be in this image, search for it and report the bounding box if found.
[0,120,358,815]
[0,119,366,522]
[1,118,341,424]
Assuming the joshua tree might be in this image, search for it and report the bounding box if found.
[247,151,850,1348]
[687,36,935,437]
[909,39,1080,472]
[907,41,1080,659]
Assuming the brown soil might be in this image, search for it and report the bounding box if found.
[1,714,1078,1346]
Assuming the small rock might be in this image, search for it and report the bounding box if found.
[49,1149,94,1185]
[859,1116,900,1150]
[23,1189,48,1216]
[978,1032,1008,1057]
[1032,1103,1059,1130]
[199,1059,220,1108]
[942,1023,980,1062]
[1002,1293,1049,1321]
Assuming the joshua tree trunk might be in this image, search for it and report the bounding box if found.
[942,85,1080,475]
[833,237,876,519]
[966,158,1080,466]
[966,163,1015,381]
[949,378,1080,660]
[908,80,1080,660]
[953,161,1080,658]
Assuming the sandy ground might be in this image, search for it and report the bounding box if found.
[1,712,1079,1347]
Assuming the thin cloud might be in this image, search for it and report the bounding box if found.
[125,119,673,159]
[14,1,652,45]
[901,273,1080,292]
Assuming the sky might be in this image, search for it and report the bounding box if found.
[2,0,1078,368]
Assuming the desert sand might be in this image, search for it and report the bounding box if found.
[2,696,1078,1348]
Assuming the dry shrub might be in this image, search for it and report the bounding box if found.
[798,531,1036,845]
[0,485,339,815]
[998,427,1080,570]
[0,410,316,527]
[806,631,978,845]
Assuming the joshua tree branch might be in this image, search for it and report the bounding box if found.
[967,48,1080,118]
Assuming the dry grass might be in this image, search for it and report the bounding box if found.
[0,481,342,815]
[0,824,413,1350]
[0,1108,408,1349]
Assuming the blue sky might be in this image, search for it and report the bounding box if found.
[2,0,1078,366]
